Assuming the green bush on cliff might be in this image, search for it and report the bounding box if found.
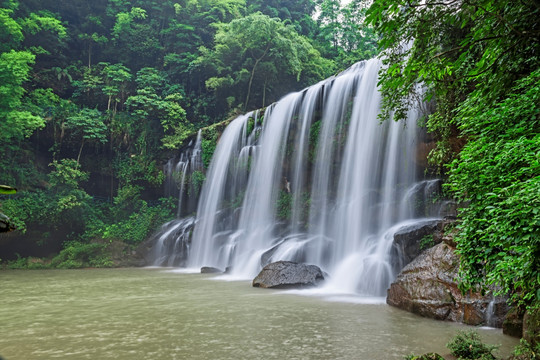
[201,126,221,169]
[50,242,112,269]
[100,198,175,244]
[189,171,206,196]
[276,190,292,221]
[448,70,540,307]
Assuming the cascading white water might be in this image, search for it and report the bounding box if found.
[188,113,255,270]
[156,58,445,295]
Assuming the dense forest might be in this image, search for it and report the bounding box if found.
[0,0,376,265]
[0,0,538,327]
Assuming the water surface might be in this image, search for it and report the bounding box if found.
[0,268,518,359]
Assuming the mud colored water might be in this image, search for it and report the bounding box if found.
[0,268,518,359]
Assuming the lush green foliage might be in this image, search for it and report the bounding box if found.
[367,0,540,307]
[446,331,497,360]
[367,0,540,163]
[4,242,113,269]
[317,0,378,69]
[50,242,113,269]
[1,159,92,233]
[276,190,293,221]
[448,71,540,306]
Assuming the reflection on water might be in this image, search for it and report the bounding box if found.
[0,269,518,359]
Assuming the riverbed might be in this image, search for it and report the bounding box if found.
[0,268,518,359]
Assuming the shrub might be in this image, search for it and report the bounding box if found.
[446,331,498,360]
[50,241,112,268]
[6,255,30,269]
[510,339,540,360]
[419,234,434,250]
[100,198,175,244]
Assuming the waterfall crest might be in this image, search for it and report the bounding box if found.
[153,58,444,295]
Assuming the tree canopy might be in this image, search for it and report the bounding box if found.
[198,12,333,111]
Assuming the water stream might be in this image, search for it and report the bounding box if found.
[153,57,449,297]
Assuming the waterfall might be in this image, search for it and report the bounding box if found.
[154,58,443,295]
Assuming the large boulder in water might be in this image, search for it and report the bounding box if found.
[387,242,508,326]
[252,261,324,289]
[201,266,223,274]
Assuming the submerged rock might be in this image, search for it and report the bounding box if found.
[252,261,324,289]
[387,242,508,326]
[201,266,223,274]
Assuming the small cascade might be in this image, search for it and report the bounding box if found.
[162,129,203,217]
[150,130,203,266]
[154,57,445,296]
[189,113,257,270]
[151,216,195,267]
[486,298,496,327]
[483,293,508,328]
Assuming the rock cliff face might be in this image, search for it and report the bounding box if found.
[387,242,508,327]
[252,261,324,289]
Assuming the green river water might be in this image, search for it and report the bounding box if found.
[0,268,518,359]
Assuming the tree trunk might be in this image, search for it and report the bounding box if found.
[262,78,267,108]
[77,138,85,166]
[110,167,114,203]
[88,42,92,69]
[244,58,261,112]
[244,43,271,111]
